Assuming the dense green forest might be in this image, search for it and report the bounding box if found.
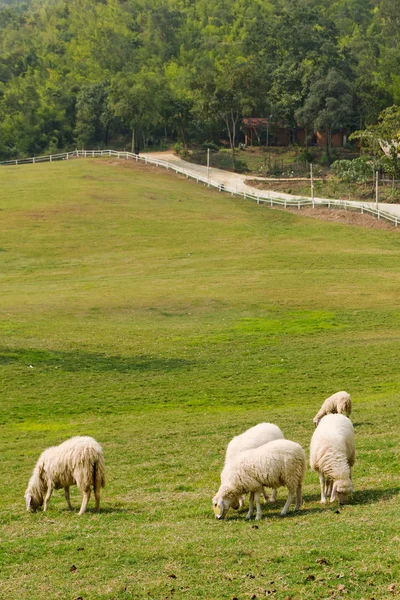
[0,0,399,159]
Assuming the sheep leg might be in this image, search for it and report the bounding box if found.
[78,489,91,515]
[254,491,263,520]
[64,487,73,511]
[239,495,245,509]
[269,488,277,503]
[246,492,254,519]
[319,473,327,504]
[280,491,294,516]
[94,483,101,511]
[43,485,53,512]
[295,485,302,511]
[325,480,333,497]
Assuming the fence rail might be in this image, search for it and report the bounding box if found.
[1,149,398,227]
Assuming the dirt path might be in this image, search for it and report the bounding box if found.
[145,151,400,223]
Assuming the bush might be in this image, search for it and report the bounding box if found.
[331,157,373,183]
[295,150,316,163]
[173,142,188,157]
[201,141,219,152]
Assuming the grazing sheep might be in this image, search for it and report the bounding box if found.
[25,436,105,515]
[213,439,306,520]
[222,422,285,505]
[313,391,352,428]
[310,414,355,505]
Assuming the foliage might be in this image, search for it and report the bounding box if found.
[331,157,373,183]
[350,104,400,177]
[1,1,400,158]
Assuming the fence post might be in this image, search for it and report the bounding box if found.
[33,157,35,164]
[361,206,363,214]
[67,153,69,160]
[257,196,260,204]
[284,200,287,209]
[50,155,52,162]
[298,201,300,209]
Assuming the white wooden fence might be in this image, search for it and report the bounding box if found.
[1,148,399,227]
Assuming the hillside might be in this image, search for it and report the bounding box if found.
[1,159,400,599]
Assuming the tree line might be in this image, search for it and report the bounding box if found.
[0,0,399,162]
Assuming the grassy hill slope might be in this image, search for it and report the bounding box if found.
[1,158,400,599]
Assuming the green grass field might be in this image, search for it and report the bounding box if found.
[1,158,400,599]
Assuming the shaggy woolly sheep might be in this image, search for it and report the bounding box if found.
[313,391,352,428]
[222,422,285,505]
[25,436,105,515]
[310,414,355,505]
[213,439,306,520]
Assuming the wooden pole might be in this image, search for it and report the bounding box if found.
[310,162,314,199]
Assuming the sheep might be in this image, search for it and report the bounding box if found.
[222,422,285,505]
[25,436,105,515]
[213,439,306,520]
[310,414,355,505]
[313,391,352,428]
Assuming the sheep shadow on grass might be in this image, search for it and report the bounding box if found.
[352,486,400,505]
[0,346,194,373]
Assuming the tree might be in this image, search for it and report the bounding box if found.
[75,83,114,147]
[297,69,353,163]
[191,53,257,169]
[350,105,400,178]
[110,69,167,154]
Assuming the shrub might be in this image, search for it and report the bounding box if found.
[331,158,373,183]
[173,142,188,157]
[201,141,219,152]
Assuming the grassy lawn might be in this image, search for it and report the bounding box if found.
[1,158,400,599]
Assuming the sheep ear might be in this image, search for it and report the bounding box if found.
[25,494,32,510]
[330,482,337,503]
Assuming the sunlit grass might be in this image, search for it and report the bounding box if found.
[1,158,400,599]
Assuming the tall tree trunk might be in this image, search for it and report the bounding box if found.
[326,128,331,165]
[180,124,187,149]
[224,114,235,170]
[105,121,110,146]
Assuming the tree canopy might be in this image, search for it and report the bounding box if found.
[0,0,399,159]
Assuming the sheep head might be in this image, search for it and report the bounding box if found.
[25,467,45,511]
[25,488,43,512]
[212,488,240,519]
[330,479,354,505]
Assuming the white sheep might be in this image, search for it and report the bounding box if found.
[213,439,306,520]
[25,436,105,515]
[310,414,355,505]
[313,391,352,428]
[222,422,285,505]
